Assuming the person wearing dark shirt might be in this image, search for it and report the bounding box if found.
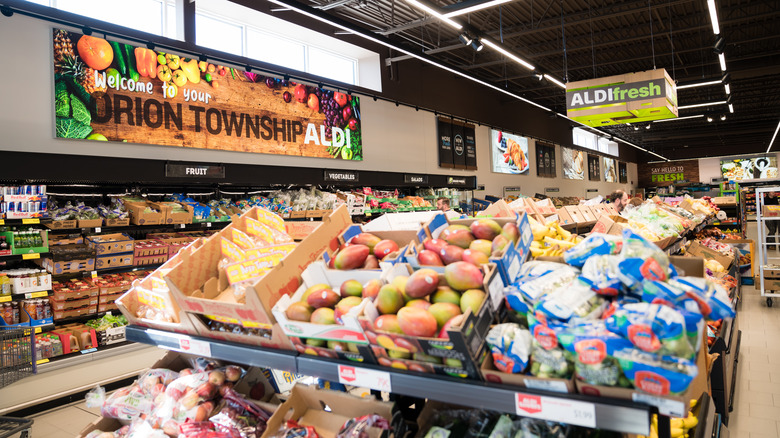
[766,192,779,248]
[608,190,629,213]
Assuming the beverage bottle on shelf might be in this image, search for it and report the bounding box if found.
[34,232,43,248]
[0,274,10,296]
[43,299,51,319]
[51,336,63,357]
[2,303,11,324]
[0,236,9,251]
[11,301,20,324]
[35,299,44,320]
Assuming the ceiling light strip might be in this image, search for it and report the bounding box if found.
[728,104,734,113]
[481,38,535,70]
[766,120,780,153]
[544,74,566,88]
[718,53,727,71]
[652,114,705,123]
[676,80,721,89]
[262,0,668,161]
[678,100,728,109]
[404,0,463,29]
[442,0,513,18]
[707,0,720,35]
[724,83,730,95]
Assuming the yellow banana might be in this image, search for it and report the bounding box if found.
[554,223,572,240]
[670,427,684,437]
[530,247,545,257]
[689,399,697,408]
[670,418,683,429]
[530,240,541,248]
[543,236,577,247]
[681,414,697,429]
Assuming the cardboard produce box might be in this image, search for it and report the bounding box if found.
[576,205,597,225]
[45,219,78,229]
[712,196,737,206]
[41,257,95,274]
[286,220,323,241]
[96,253,134,270]
[164,206,352,350]
[762,205,780,218]
[49,295,98,311]
[408,212,533,285]
[126,201,164,225]
[480,355,576,394]
[356,263,500,380]
[686,241,734,270]
[323,224,419,268]
[87,233,134,255]
[261,384,394,438]
[481,199,519,218]
[555,207,576,227]
[104,217,130,227]
[152,201,195,225]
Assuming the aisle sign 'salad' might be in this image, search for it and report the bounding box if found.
[52,29,363,160]
[566,69,678,127]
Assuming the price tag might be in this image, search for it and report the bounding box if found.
[338,365,392,392]
[22,218,40,224]
[37,358,49,365]
[34,326,42,334]
[80,347,98,354]
[94,227,102,233]
[0,296,11,303]
[180,224,186,229]
[91,271,98,280]
[488,274,504,312]
[632,393,686,418]
[0,220,4,225]
[25,291,48,299]
[177,336,212,357]
[515,393,596,428]
[22,253,41,260]
[206,222,212,228]
[523,378,570,394]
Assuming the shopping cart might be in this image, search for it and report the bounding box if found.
[0,417,32,438]
[0,326,36,388]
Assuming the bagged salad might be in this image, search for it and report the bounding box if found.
[563,234,622,268]
[486,323,533,374]
[557,320,633,387]
[605,302,695,360]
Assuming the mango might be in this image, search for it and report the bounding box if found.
[388,349,411,359]
[327,341,348,351]
[502,222,520,244]
[374,314,403,333]
[376,334,397,350]
[469,239,493,257]
[363,254,380,269]
[438,314,465,339]
[405,269,440,298]
[413,352,442,364]
[391,275,413,302]
[423,238,448,254]
[397,306,438,337]
[444,358,463,368]
[406,299,431,310]
[375,284,404,314]
[440,244,464,265]
[340,279,363,297]
[377,357,393,367]
[306,338,326,347]
[431,286,460,305]
[418,249,444,266]
[462,249,489,266]
[491,235,510,255]
[306,288,340,309]
[460,289,486,315]
[443,227,474,249]
[444,261,484,291]
[394,337,419,353]
[470,219,502,240]
[334,245,370,269]
[310,307,336,324]
[373,240,399,260]
[442,224,469,240]
[302,283,330,303]
[285,301,314,322]
[362,279,382,300]
[350,233,381,253]
[347,343,360,353]
[334,296,363,322]
[391,361,408,370]
[428,302,462,329]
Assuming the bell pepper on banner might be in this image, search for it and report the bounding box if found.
[180,58,201,84]
[134,47,158,78]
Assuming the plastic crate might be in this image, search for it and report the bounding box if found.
[0,326,34,388]
[0,416,32,438]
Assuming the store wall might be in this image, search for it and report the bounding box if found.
[0,13,635,198]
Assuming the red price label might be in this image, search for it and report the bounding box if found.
[338,365,391,392]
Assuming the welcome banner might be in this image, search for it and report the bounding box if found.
[52,29,363,160]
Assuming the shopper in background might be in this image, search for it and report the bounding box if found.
[436,197,451,212]
[608,190,630,213]
[765,192,779,248]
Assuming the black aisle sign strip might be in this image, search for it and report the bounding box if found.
[165,164,226,179]
[404,174,429,184]
[437,118,454,168]
[464,124,477,170]
[324,169,359,182]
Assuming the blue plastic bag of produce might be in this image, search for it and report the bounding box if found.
[557,320,634,386]
[533,282,606,323]
[614,348,698,396]
[579,254,625,297]
[605,302,695,360]
[563,234,622,268]
[486,323,533,374]
[513,264,580,305]
[617,229,672,296]
[667,277,736,321]
[527,312,574,379]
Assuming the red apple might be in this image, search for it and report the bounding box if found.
[225,365,242,382]
[308,94,319,112]
[295,84,308,103]
[208,370,226,386]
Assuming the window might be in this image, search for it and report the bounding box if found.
[44,0,168,36]
[247,29,305,72]
[195,13,243,55]
[308,47,357,85]
[573,128,619,157]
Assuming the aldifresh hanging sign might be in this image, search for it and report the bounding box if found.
[566,69,677,127]
[52,29,363,160]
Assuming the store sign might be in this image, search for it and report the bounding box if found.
[324,169,359,182]
[404,174,428,184]
[588,155,601,181]
[447,177,468,186]
[165,163,225,178]
[52,29,362,160]
[438,118,477,169]
[638,159,699,187]
[566,69,677,127]
[720,156,778,180]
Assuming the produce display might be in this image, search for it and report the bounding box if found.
[413,219,520,267]
[499,229,735,396]
[640,401,699,438]
[528,218,582,258]
[328,232,402,269]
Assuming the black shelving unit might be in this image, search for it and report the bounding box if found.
[126,325,661,437]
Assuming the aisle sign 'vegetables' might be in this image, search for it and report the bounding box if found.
[52,29,363,160]
[566,69,677,127]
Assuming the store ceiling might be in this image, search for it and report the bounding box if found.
[279,0,780,160]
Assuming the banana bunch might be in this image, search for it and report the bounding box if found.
[528,217,581,258]
[640,400,699,438]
